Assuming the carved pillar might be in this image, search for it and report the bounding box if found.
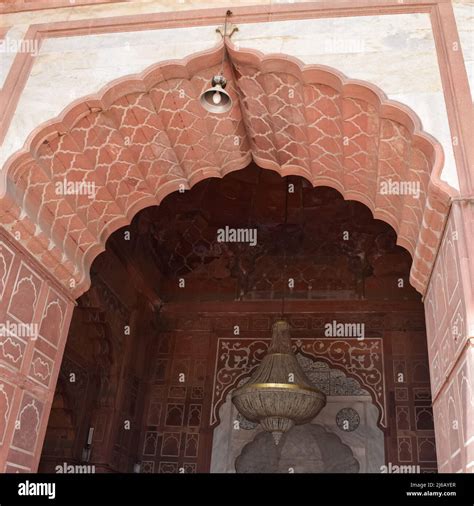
[0,230,74,472]
[424,201,474,472]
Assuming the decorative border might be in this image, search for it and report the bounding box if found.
[0,0,123,14]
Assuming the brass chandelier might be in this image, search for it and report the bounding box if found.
[232,178,327,445]
[232,320,326,445]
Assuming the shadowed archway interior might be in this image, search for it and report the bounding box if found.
[38,165,436,473]
[0,2,471,478]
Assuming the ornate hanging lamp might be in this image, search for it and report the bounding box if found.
[232,178,327,445]
[232,320,326,445]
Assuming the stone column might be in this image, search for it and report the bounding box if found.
[0,229,74,472]
[424,201,474,472]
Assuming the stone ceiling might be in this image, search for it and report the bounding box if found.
[100,164,420,303]
[0,43,455,297]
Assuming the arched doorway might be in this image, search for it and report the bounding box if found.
[0,46,457,472]
[36,165,436,473]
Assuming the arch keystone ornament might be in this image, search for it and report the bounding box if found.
[0,42,458,473]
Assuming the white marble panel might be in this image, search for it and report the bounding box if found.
[210,392,385,473]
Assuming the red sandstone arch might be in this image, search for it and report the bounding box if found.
[0,42,456,298]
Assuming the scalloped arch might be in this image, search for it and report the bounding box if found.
[0,42,456,298]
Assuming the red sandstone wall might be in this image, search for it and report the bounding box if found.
[137,306,436,473]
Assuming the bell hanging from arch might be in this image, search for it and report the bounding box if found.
[200,75,232,114]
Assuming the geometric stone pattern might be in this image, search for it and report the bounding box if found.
[38,271,150,474]
[295,358,369,398]
[0,44,456,299]
[138,332,209,473]
[0,230,73,472]
[386,326,437,471]
[424,203,474,472]
[0,44,466,476]
[163,308,434,472]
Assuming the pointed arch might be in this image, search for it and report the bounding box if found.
[0,42,456,298]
